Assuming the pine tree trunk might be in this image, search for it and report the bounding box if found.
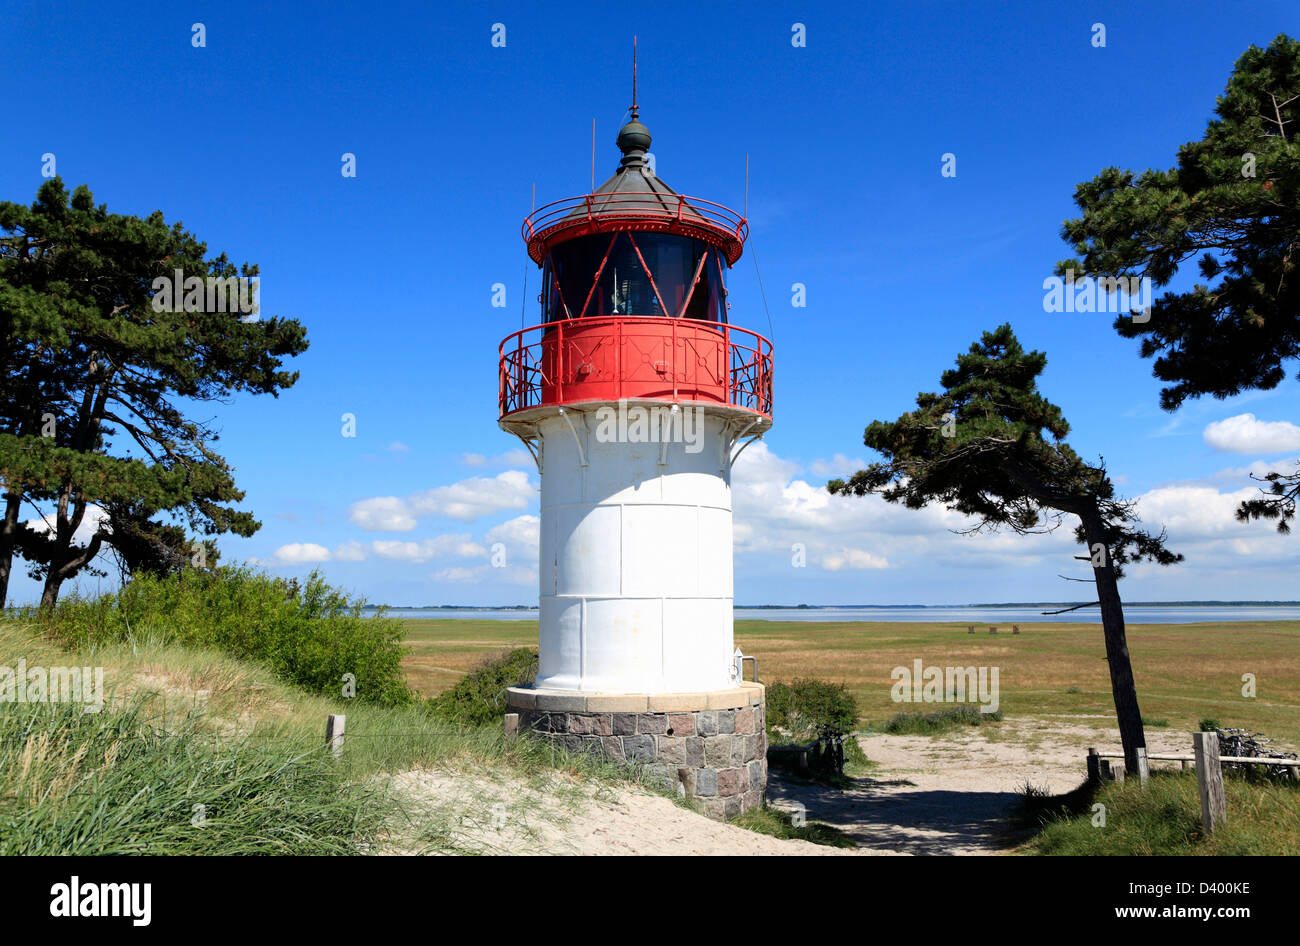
[40,569,63,610]
[1083,509,1147,773]
[0,493,21,609]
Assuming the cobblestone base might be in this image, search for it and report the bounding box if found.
[507,699,767,821]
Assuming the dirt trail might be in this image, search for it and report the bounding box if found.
[766,717,1196,854]
[387,718,1200,855]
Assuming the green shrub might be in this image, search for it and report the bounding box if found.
[881,703,1003,735]
[1199,717,1221,731]
[427,648,538,726]
[765,678,858,738]
[28,566,412,706]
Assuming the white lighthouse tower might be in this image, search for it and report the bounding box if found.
[500,97,773,818]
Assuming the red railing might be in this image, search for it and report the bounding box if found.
[522,193,749,263]
[499,317,773,419]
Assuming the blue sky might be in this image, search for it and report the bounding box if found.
[4,0,1299,605]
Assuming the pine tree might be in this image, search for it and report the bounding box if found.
[1058,34,1300,532]
[0,178,308,606]
[829,325,1182,774]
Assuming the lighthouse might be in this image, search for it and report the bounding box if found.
[499,96,773,819]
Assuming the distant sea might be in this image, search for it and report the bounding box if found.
[369,605,1300,624]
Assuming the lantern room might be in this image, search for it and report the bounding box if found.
[500,109,772,420]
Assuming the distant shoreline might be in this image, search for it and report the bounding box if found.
[363,601,1300,611]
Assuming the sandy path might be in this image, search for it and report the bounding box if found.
[384,718,1209,855]
[766,717,1196,855]
[385,768,861,856]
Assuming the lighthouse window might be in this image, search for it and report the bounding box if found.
[541,233,727,323]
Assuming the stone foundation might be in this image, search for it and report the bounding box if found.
[505,683,767,821]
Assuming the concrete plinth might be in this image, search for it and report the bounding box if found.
[505,683,767,821]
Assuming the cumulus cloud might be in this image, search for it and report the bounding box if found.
[347,496,417,532]
[348,471,535,531]
[1203,414,1300,454]
[270,542,332,564]
[822,547,890,571]
[24,504,109,546]
[486,514,540,553]
[407,470,535,522]
[371,534,488,564]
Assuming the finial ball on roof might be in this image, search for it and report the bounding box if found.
[616,118,652,156]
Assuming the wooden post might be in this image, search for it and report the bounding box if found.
[504,712,520,741]
[1133,746,1150,786]
[1087,747,1101,785]
[989,626,998,634]
[1100,759,1112,780]
[325,714,346,759]
[1012,625,1020,635]
[1193,731,1226,833]
[1112,762,1126,783]
[967,625,975,634]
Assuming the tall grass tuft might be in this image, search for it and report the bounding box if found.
[0,696,394,855]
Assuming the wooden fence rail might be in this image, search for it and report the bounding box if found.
[1087,734,1298,835]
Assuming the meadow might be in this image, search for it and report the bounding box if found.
[401,618,1300,747]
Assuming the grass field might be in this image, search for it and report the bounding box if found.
[401,618,1300,747]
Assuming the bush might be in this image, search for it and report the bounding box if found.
[29,566,412,706]
[881,703,1003,735]
[427,648,538,726]
[765,678,858,739]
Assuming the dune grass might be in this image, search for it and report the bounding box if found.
[1016,770,1300,856]
[0,617,663,855]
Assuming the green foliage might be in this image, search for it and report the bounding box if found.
[1059,34,1300,410]
[1057,35,1300,533]
[1141,716,1170,727]
[28,566,413,706]
[426,648,538,726]
[0,177,309,606]
[765,677,858,736]
[827,324,1181,578]
[0,697,392,855]
[881,703,1003,735]
[1199,717,1222,731]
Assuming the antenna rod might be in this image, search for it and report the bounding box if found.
[591,118,596,191]
[631,35,638,118]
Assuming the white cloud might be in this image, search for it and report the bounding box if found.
[461,452,487,467]
[270,542,332,564]
[486,514,540,553]
[387,441,411,453]
[347,496,417,532]
[349,472,535,532]
[24,504,109,546]
[371,535,488,564]
[407,470,535,522]
[1203,414,1300,454]
[822,547,890,571]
